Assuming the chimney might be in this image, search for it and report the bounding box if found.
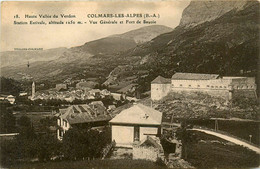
[94,109,97,117]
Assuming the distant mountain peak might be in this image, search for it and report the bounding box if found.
[110,25,173,44]
[179,0,251,28]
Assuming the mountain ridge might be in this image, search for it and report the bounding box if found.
[1,25,173,82]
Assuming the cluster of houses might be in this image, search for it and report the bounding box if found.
[54,72,257,162]
[0,94,16,104]
[31,87,111,102]
[57,102,162,144]
[56,100,183,163]
[57,102,169,161]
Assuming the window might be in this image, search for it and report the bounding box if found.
[224,86,227,88]
[65,121,67,127]
[220,86,222,88]
[134,126,140,141]
[59,129,63,138]
[207,85,210,87]
[197,85,200,87]
[180,84,183,87]
[215,86,218,88]
[211,86,214,88]
[188,85,191,87]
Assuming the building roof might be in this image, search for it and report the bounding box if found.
[110,104,162,125]
[90,101,104,106]
[60,104,114,125]
[117,83,137,93]
[137,136,163,152]
[151,76,171,84]
[76,81,98,89]
[172,72,219,80]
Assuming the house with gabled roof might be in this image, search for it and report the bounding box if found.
[57,104,116,140]
[109,103,162,148]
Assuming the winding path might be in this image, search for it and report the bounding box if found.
[162,122,260,154]
[191,128,260,154]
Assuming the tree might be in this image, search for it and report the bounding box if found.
[62,126,111,160]
[17,115,32,128]
[175,121,197,160]
[36,132,62,162]
[0,77,22,96]
[0,103,16,133]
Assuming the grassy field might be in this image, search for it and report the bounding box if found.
[8,159,166,169]
[187,131,260,168]
[13,111,55,131]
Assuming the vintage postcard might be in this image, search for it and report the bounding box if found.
[0,0,259,168]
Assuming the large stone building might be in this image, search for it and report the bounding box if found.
[151,73,257,101]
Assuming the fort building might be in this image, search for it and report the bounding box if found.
[151,73,257,101]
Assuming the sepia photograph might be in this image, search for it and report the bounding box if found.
[0,0,259,168]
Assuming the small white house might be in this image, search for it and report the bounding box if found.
[109,104,162,148]
[6,95,15,104]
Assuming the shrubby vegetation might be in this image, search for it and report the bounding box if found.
[10,159,167,169]
[154,91,258,120]
[0,77,22,96]
[175,121,197,160]
[1,115,61,165]
[0,103,16,133]
[62,126,111,160]
[0,114,111,167]
[185,131,259,168]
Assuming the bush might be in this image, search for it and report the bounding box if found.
[62,126,111,160]
[155,157,166,166]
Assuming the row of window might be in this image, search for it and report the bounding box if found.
[173,84,227,88]
[57,119,68,127]
[172,84,254,89]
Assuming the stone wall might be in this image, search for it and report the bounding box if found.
[171,88,230,100]
[171,79,232,91]
[232,89,257,99]
[151,84,171,100]
[133,146,160,161]
[151,76,256,101]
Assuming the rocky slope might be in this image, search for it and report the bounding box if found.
[122,0,259,79]
[179,0,249,28]
[101,0,258,95]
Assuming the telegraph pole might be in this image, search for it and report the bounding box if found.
[215,119,218,131]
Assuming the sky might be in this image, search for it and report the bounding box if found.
[1,1,190,51]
